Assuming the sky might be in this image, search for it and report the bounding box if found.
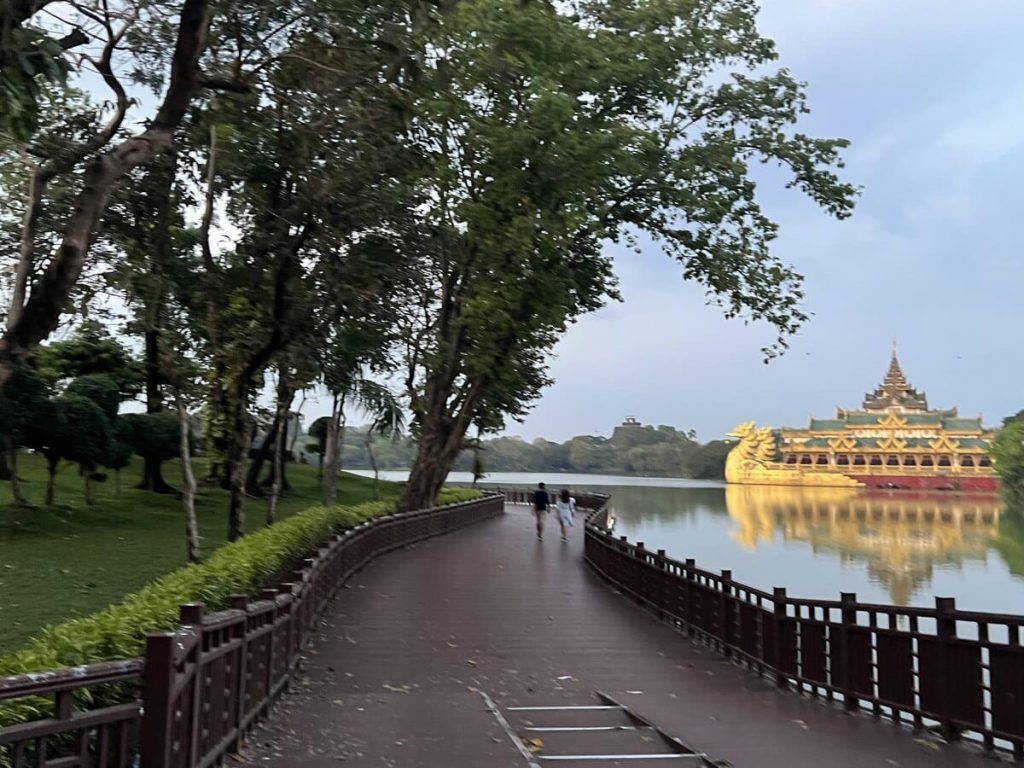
[504,0,1024,444]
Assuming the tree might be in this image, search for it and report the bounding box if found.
[188,0,422,539]
[991,411,1024,503]
[321,372,403,507]
[34,321,141,395]
[308,417,330,475]
[64,373,120,421]
[0,363,49,502]
[103,154,192,494]
[105,420,135,497]
[396,0,855,510]
[32,394,111,505]
[0,0,222,385]
[689,440,734,480]
[121,411,181,489]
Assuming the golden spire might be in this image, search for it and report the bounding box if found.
[863,342,928,412]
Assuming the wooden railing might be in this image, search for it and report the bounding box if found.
[576,493,1024,761]
[0,494,503,768]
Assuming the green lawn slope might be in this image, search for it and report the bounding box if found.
[0,453,396,652]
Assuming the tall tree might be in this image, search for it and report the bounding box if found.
[0,0,223,385]
[191,0,422,539]
[396,0,856,510]
[104,154,193,493]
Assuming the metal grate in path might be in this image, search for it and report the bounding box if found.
[478,689,730,767]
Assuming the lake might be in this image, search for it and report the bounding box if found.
[349,469,1024,613]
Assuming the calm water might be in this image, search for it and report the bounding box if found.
[349,470,1024,613]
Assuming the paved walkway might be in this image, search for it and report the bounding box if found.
[242,506,995,767]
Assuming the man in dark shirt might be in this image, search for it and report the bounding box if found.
[532,482,549,540]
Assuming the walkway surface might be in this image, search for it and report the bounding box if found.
[242,506,995,767]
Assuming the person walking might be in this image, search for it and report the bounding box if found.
[532,482,550,540]
[555,488,576,542]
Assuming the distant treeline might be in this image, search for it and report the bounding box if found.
[318,422,732,480]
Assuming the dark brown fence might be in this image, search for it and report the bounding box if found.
[573,492,1024,761]
[0,494,502,768]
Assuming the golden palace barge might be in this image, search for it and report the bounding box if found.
[725,347,998,492]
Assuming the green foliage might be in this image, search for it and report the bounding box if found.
[34,322,142,396]
[0,365,50,447]
[992,410,1024,503]
[105,421,135,473]
[64,374,121,422]
[121,412,181,462]
[0,487,481,729]
[53,395,111,473]
[342,422,728,479]
[0,28,72,141]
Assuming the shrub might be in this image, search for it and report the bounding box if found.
[0,488,482,729]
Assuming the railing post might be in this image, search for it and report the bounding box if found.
[840,592,858,711]
[657,550,668,619]
[684,558,696,634]
[720,570,733,656]
[229,595,249,750]
[635,542,646,604]
[140,633,176,768]
[180,604,204,768]
[935,596,960,742]
[773,587,788,690]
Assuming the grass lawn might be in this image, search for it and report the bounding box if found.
[0,453,398,654]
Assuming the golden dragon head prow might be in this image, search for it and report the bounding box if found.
[727,421,757,440]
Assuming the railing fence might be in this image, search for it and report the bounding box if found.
[0,494,503,768]
[564,490,1023,762]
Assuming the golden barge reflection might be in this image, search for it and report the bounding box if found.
[724,485,1001,606]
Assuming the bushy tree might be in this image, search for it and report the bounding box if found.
[64,373,120,421]
[29,394,110,505]
[397,0,856,509]
[121,412,181,488]
[991,411,1024,504]
[0,363,50,502]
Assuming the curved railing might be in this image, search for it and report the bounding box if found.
[0,493,503,768]
[570,492,1023,762]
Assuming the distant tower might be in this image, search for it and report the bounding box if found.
[621,416,641,427]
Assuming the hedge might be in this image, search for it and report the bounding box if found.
[0,489,481,729]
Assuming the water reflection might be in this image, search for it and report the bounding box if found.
[725,485,1001,606]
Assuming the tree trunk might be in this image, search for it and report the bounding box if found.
[245,419,276,497]
[137,327,175,493]
[84,469,94,505]
[226,393,252,541]
[288,390,307,456]
[5,437,26,505]
[366,433,380,500]
[267,372,293,525]
[268,409,287,526]
[115,469,121,498]
[399,422,463,512]
[140,455,176,493]
[45,456,58,505]
[176,394,201,563]
[321,396,344,507]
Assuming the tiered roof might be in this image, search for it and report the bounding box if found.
[782,345,994,438]
[862,345,928,412]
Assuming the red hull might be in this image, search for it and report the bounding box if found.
[847,474,1000,492]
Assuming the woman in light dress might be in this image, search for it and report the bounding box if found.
[554,488,576,542]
